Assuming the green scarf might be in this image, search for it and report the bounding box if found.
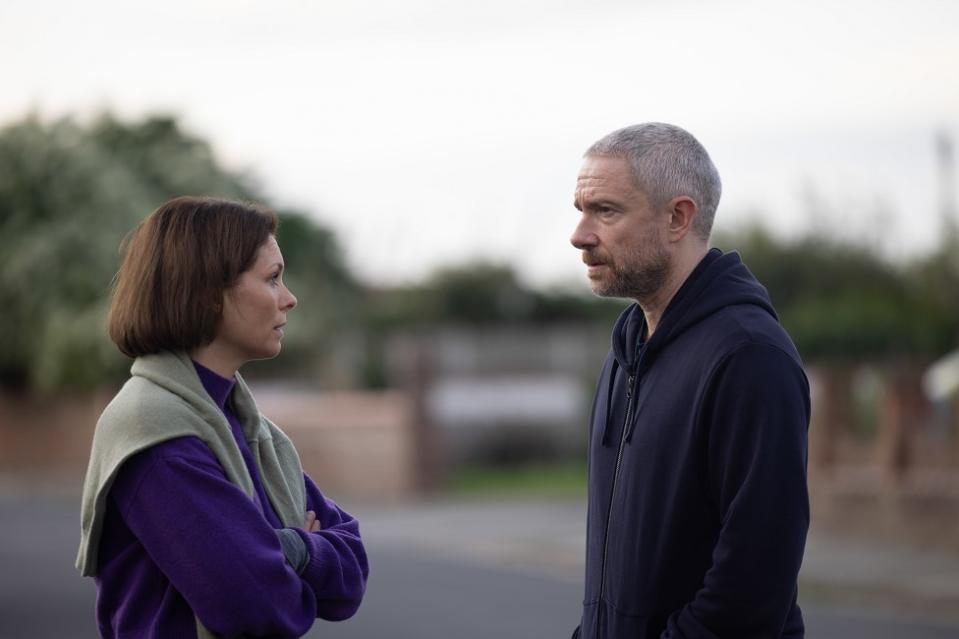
[76,351,307,637]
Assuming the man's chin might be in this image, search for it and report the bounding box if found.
[589,277,635,300]
[589,281,617,298]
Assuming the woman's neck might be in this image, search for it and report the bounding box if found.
[189,344,240,379]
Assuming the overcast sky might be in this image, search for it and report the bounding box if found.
[3,0,958,287]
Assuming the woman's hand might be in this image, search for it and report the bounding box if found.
[303,510,322,532]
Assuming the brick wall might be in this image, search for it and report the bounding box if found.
[0,386,420,501]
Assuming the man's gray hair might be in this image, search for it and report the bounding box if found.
[586,123,722,240]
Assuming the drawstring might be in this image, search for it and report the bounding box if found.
[624,403,637,443]
[600,358,619,446]
[624,343,647,444]
[602,340,645,446]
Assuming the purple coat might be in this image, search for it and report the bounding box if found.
[93,362,369,638]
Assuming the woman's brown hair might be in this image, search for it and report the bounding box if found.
[108,196,278,358]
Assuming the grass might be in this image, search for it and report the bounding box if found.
[446,460,587,499]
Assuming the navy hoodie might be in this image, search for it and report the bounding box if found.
[576,249,810,639]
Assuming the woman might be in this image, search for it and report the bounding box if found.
[76,196,368,638]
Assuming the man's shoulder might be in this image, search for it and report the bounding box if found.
[667,304,803,381]
[704,303,799,356]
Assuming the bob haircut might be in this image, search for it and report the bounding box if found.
[108,196,278,358]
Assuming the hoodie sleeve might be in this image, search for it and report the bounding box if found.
[663,342,810,639]
[288,474,369,621]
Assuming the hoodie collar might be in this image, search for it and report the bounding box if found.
[601,248,777,446]
[610,248,775,372]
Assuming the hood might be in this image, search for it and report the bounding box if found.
[601,248,776,445]
[611,248,776,370]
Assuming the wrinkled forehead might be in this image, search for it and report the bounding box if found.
[575,155,644,200]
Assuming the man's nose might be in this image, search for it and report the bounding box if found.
[570,218,598,250]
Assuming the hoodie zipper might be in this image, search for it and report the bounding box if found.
[598,369,637,613]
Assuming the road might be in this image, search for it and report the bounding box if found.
[315,544,959,639]
[2,489,957,638]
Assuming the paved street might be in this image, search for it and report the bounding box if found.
[315,543,959,639]
[2,488,958,638]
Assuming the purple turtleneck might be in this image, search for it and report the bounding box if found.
[93,361,368,638]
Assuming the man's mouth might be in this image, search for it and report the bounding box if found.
[582,254,608,268]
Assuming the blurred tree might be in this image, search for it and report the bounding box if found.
[357,261,624,387]
[0,113,355,392]
[421,262,533,324]
[714,223,958,361]
[530,287,626,324]
[90,114,254,202]
[0,115,152,390]
[364,261,624,330]
[907,237,959,354]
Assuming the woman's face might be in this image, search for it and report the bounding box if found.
[215,235,297,367]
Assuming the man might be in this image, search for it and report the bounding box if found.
[570,123,809,638]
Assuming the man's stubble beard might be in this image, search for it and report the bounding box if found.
[591,243,672,302]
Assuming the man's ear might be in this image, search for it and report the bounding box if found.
[667,196,698,242]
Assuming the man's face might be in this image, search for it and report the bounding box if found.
[571,155,672,300]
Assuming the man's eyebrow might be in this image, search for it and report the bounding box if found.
[577,197,619,210]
